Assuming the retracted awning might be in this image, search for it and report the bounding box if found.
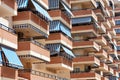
[31,0,52,21]
[46,44,75,58]
[60,1,73,16]
[115,29,120,34]
[50,21,71,37]
[1,47,23,69]
[16,0,52,21]
[72,17,92,25]
[0,51,2,64]
[62,46,75,57]
[17,0,28,9]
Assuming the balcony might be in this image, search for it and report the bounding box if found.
[108,18,115,26]
[102,19,111,29]
[71,72,101,80]
[0,23,17,49]
[101,77,109,80]
[13,11,49,38]
[73,41,100,51]
[95,50,108,59]
[0,66,18,80]
[113,70,119,77]
[49,10,70,28]
[0,0,17,17]
[19,69,68,80]
[96,63,108,72]
[94,36,107,46]
[17,40,50,62]
[72,24,98,38]
[108,67,114,75]
[72,9,97,21]
[73,56,100,66]
[103,31,112,41]
[62,0,71,8]
[96,0,105,8]
[46,56,73,70]
[106,55,113,63]
[94,9,105,22]
[98,23,106,34]
[103,0,109,6]
[103,42,112,51]
[46,33,72,49]
[107,28,116,36]
[71,0,97,9]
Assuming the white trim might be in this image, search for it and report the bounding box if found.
[13,20,49,35]
[46,40,72,49]
[0,38,17,49]
[17,50,50,62]
[0,2,17,16]
[0,77,14,80]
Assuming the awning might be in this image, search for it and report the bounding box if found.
[17,0,28,9]
[115,29,120,34]
[0,51,2,64]
[46,44,75,58]
[62,46,75,58]
[46,44,61,55]
[115,20,120,25]
[50,21,71,37]
[60,1,73,16]
[72,17,92,25]
[1,47,23,69]
[31,0,52,21]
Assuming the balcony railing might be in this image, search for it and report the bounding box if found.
[0,0,17,16]
[49,10,70,28]
[73,41,100,51]
[73,56,100,66]
[0,23,17,49]
[72,24,98,37]
[101,77,109,80]
[47,56,72,69]
[19,69,68,80]
[97,63,109,72]
[13,11,48,38]
[0,23,15,34]
[46,33,72,49]
[17,40,50,62]
[70,0,97,8]
[71,72,101,80]
[72,9,97,21]
[94,36,107,46]
[95,49,108,59]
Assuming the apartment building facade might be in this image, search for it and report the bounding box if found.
[0,0,120,80]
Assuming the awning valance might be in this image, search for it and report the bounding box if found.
[46,44,75,58]
[50,20,71,37]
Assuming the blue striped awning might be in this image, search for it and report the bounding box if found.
[62,46,75,57]
[115,20,120,25]
[72,17,92,25]
[1,47,23,69]
[61,1,73,16]
[46,44,61,55]
[49,0,59,9]
[31,0,52,21]
[50,21,71,37]
[16,0,28,9]
[115,29,120,34]
[0,51,2,64]
[117,46,120,51]
[46,44,75,57]
[16,0,52,21]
